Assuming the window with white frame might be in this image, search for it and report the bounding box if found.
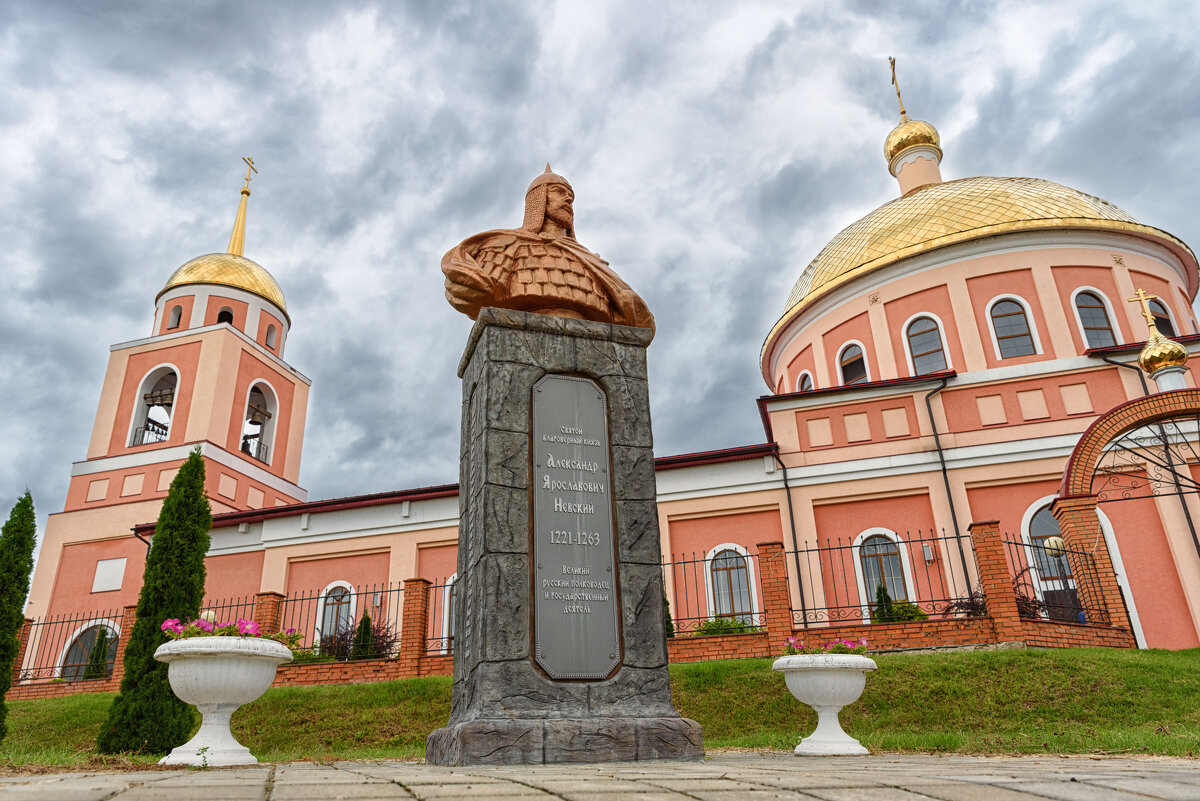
[796,371,813,392]
[316,582,355,647]
[838,343,869,385]
[167,305,183,329]
[59,622,119,681]
[851,528,916,622]
[990,299,1037,358]
[905,316,947,374]
[1022,503,1082,622]
[705,544,758,625]
[1074,291,1117,348]
[1149,299,1176,338]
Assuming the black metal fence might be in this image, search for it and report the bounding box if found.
[661,550,767,635]
[785,530,983,627]
[1005,538,1110,624]
[277,582,403,658]
[18,608,123,682]
[200,595,257,624]
[425,578,455,654]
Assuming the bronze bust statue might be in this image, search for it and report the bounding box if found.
[441,166,655,333]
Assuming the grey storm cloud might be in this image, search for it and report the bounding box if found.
[2,0,1200,557]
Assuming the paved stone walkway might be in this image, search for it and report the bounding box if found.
[2,753,1199,800]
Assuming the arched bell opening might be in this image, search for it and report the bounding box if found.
[130,367,178,446]
[240,382,277,464]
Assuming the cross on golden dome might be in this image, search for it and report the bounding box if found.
[889,56,906,116]
[1127,287,1160,328]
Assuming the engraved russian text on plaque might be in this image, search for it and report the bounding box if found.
[531,374,621,679]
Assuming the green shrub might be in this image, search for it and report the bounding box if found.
[871,584,929,623]
[96,449,211,755]
[82,628,110,680]
[351,614,375,660]
[694,617,760,636]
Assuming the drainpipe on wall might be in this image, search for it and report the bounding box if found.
[924,378,970,580]
[772,446,806,624]
[132,528,152,554]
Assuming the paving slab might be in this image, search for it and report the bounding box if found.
[2,753,1200,800]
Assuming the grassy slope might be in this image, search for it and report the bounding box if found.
[2,647,1198,766]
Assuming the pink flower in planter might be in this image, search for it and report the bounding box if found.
[161,618,183,634]
[237,619,260,636]
[194,618,214,633]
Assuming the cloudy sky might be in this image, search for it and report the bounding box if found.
[3,1,1199,540]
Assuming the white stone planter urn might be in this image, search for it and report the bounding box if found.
[772,654,877,755]
[154,636,292,766]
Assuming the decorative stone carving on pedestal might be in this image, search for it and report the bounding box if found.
[427,168,701,765]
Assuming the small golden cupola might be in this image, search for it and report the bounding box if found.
[157,158,288,320]
[885,58,943,195]
[1129,288,1190,391]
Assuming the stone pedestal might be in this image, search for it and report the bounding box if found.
[426,308,703,765]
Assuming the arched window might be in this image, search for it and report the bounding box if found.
[217,307,234,325]
[705,545,757,625]
[318,584,354,644]
[240,383,276,463]
[905,317,947,374]
[130,367,178,446]
[838,344,869,385]
[797,371,813,392]
[858,535,908,603]
[265,324,277,349]
[1149,300,1176,338]
[167,305,183,329]
[1074,292,1117,348]
[990,299,1037,358]
[1022,503,1082,622]
[60,624,118,681]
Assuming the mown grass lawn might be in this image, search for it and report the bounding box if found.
[2,646,1198,768]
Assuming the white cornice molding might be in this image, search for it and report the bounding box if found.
[111,323,310,385]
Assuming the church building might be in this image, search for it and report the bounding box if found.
[17,83,1200,689]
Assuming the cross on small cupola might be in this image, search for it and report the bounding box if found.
[1128,287,1189,391]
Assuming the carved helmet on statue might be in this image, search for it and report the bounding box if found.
[522,164,575,238]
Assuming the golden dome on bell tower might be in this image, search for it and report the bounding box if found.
[156,158,288,318]
[884,115,942,163]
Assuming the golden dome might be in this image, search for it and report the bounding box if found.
[1138,332,1189,374]
[157,252,288,317]
[762,176,1198,380]
[884,114,941,163]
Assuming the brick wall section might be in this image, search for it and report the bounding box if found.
[11,619,31,683]
[1051,495,1133,634]
[755,541,795,641]
[109,604,139,687]
[253,591,285,634]
[969,520,1026,642]
[397,578,430,677]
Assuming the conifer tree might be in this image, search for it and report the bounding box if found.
[0,492,37,745]
[351,613,374,660]
[83,628,111,680]
[97,450,211,754]
[872,583,894,623]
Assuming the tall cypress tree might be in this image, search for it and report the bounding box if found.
[0,492,37,745]
[97,450,211,754]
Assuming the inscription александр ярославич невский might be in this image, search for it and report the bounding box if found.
[531,374,621,679]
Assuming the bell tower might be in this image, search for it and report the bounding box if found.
[26,161,311,622]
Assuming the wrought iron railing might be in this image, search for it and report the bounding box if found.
[784,530,983,627]
[425,578,456,654]
[18,608,123,682]
[277,582,403,659]
[661,550,766,636]
[199,595,257,624]
[1005,538,1109,624]
[131,418,168,446]
[240,436,269,463]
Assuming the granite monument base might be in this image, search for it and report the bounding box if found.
[425,308,702,765]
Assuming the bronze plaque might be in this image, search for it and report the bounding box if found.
[531,374,621,679]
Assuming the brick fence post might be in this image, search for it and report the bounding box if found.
[968,520,1025,643]
[11,618,32,683]
[253,591,286,635]
[756,541,794,643]
[398,578,431,679]
[110,604,139,686]
[1051,494,1132,632]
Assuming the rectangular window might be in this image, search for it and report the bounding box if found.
[91,557,127,593]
